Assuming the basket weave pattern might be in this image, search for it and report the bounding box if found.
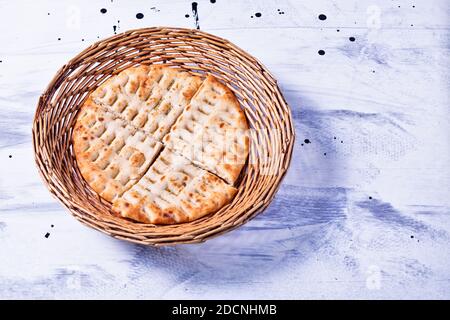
[32,27,295,245]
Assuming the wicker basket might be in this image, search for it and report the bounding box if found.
[32,27,295,246]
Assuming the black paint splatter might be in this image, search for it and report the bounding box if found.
[113,25,117,33]
[349,36,355,42]
[51,225,54,228]
[192,2,200,29]
[47,12,50,16]
[8,155,12,158]
[318,50,325,55]
[304,139,311,144]
[210,0,216,3]
[324,153,327,156]
[45,232,50,238]
[333,136,337,140]
[318,14,327,20]
[100,8,107,14]
[369,196,372,199]
[57,37,61,41]
[340,140,343,143]
[410,235,414,238]
[136,13,144,19]
[372,70,376,73]
[81,38,85,41]
[185,14,190,18]
[336,29,340,32]
[277,9,285,15]
[255,12,262,18]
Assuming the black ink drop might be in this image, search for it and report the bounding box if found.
[58,38,61,41]
[255,12,262,18]
[340,140,343,143]
[410,235,414,238]
[369,196,372,199]
[333,136,337,139]
[45,232,50,238]
[8,155,12,158]
[51,225,54,228]
[318,14,327,20]
[185,14,190,18]
[324,153,327,156]
[318,50,325,55]
[304,139,311,144]
[192,2,200,29]
[113,25,117,33]
[337,29,340,32]
[100,8,107,14]
[210,0,216,3]
[136,13,144,19]
[349,36,355,42]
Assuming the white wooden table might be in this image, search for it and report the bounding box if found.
[0,0,449,299]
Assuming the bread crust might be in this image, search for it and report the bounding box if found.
[112,149,237,224]
[73,65,247,224]
[72,100,162,202]
[163,75,249,184]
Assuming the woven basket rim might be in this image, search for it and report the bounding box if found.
[32,26,295,246]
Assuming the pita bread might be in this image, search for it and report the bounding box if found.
[73,100,162,202]
[163,75,249,184]
[90,65,202,140]
[73,65,248,224]
[112,148,237,224]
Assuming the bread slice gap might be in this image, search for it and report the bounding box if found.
[73,99,163,202]
[162,75,249,185]
[112,148,237,224]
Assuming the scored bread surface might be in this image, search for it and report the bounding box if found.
[90,65,203,140]
[73,65,248,224]
[73,100,162,202]
[163,75,249,184]
[112,148,237,224]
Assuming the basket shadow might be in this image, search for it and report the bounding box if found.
[123,89,350,286]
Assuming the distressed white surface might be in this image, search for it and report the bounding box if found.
[0,0,449,299]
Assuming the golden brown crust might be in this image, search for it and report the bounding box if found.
[72,100,162,202]
[75,65,246,224]
[162,75,249,184]
[112,149,237,224]
[89,65,203,140]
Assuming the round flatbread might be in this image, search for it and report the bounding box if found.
[72,65,248,224]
